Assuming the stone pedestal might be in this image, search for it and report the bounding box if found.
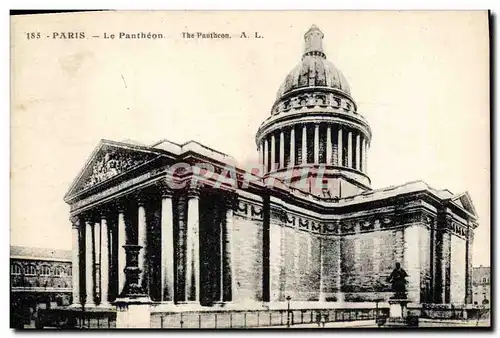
[115,242,152,328]
[389,299,408,318]
[385,299,419,327]
[115,298,152,329]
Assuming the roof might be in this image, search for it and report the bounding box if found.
[275,25,351,102]
[10,246,72,262]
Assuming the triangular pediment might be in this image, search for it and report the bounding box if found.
[64,140,161,201]
[451,191,477,217]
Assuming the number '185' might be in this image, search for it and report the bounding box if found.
[26,32,41,40]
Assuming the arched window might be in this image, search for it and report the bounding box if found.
[11,263,22,275]
[40,265,52,276]
[25,265,37,276]
[67,266,72,277]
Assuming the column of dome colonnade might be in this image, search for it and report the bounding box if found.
[255,25,372,193]
[258,124,370,172]
[69,181,238,308]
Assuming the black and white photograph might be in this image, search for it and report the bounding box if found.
[9,10,491,329]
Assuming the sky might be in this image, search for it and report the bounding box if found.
[10,11,490,266]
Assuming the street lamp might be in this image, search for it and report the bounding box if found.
[286,296,292,327]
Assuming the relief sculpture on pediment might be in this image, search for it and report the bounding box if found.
[81,149,154,191]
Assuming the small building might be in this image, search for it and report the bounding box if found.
[472,266,490,306]
[10,246,72,328]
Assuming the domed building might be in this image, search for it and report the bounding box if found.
[61,25,478,327]
[256,24,371,198]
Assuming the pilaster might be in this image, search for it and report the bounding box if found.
[223,196,236,302]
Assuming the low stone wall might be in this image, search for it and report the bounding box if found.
[420,304,488,320]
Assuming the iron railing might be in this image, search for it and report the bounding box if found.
[151,307,389,329]
[35,305,390,329]
[36,308,116,329]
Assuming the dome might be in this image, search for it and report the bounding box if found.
[276,57,351,99]
[275,25,351,101]
[255,25,372,197]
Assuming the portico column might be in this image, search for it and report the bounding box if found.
[347,130,353,168]
[326,125,332,164]
[270,133,276,171]
[85,218,95,307]
[186,187,201,302]
[314,123,320,163]
[222,198,236,301]
[289,127,295,167]
[117,203,127,296]
[137,197,148,288]
[70,216,81,306]
[302,124,307,164]
[355,133,361,170]
[160,187,175,302]
[264,138,269,173]
[337,128,343,166]
[100,211,110,306]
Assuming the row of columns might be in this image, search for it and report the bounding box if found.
[259,123,368,173]
[70,185,235,307]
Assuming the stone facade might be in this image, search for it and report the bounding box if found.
[63,26,478,325]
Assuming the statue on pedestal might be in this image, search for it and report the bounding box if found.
[387,262,408,299]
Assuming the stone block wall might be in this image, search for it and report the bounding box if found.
[233,216,264,303]
[281,228,322,301]
[321,236,341,300]
[283,227,300,298]
[404,225,431,303]
[450,234,466,304]
[442,232,452,303]
[419,226,432,303]
[229,192,470,307]
[340,228,409,301]
[269,221,283,301]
